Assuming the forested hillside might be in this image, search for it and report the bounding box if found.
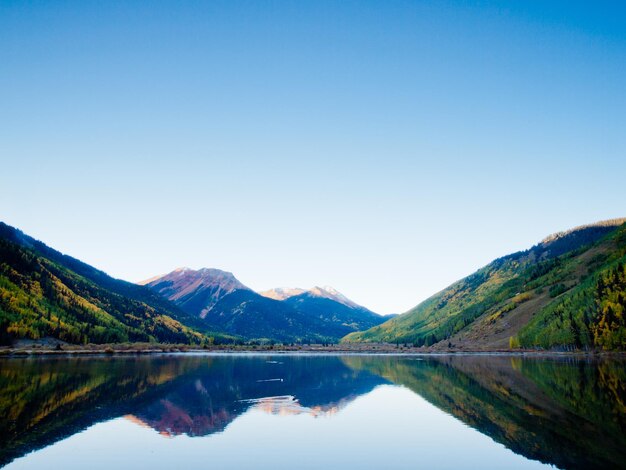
[0,222,226,345]
[344,219,626,351]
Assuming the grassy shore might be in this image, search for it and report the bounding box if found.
[0,341,424,356]
[1,341,624,356]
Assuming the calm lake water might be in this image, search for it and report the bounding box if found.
[1,354,624,469]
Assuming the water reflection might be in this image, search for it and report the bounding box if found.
[345,355,626,469]
[0,354,624,469]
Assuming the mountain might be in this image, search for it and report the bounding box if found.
[140,268,250,318]
[197,289,330,342]
[344,218,626,351]
[283,291,389,338]
[0,222,227,346]
[143,269,388,342]
[260,285,360,308]
[258,287,306,300]
[308,286,360,308]
[207,288,388,342]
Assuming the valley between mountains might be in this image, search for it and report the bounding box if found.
[1,218,625,351]
[138,267,391,343]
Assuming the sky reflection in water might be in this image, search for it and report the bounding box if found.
[1,354,624,470]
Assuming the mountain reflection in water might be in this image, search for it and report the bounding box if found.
[0,354,624,469]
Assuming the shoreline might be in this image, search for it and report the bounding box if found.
[1,343,625,358]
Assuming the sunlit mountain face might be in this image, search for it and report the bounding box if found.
[258,287,307,301]
[259,285,360,309]
[140,267,388,342]
[139,267,251,319]
[1,354,625,469]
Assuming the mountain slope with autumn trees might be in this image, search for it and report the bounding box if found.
[0,222,228,345]
[344,219,626,351]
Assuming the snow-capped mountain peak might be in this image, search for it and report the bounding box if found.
[259,285,361,309]
[307,286,360,309]
[258,287,306,301]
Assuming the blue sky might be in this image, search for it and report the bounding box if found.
[1,1,625,314]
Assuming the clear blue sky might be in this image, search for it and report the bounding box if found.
[1,1,625,314]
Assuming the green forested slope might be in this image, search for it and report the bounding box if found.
[344,219,626,351]
[0,222,222,345]
[516,244,626,350]
[196,289,387,343]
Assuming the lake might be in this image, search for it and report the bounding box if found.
[1,354,624,469]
